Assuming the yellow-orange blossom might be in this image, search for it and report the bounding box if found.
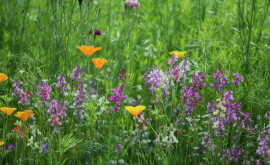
[92,58,107,69]
[125,105,146,116]
[76,46,102,56]
[0,107,17,116]
[0,73,8,82]
[14,110,34,121]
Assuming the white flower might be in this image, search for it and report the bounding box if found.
[119,159,125,164]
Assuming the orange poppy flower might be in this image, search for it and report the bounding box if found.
[125,105,146,116]
[169,51,187,58]
[0,141,4,146]
[14,110,34,121]
[0,73,8,82]
[76,45,102,56]
[92,58,107,69]
[0,107,17,116]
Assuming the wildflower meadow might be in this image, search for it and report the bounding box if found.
[0,0,270,164]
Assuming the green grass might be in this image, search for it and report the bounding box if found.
[0,0,270,164]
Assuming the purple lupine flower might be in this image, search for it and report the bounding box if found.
[232,73,244,86]
[207,90,252,136]
[71,65,88,119]
[118,69,126,82]
[201,134,216,156]
[179,57,191,81]
[210,70,228,93]
[91,80,97,95]
[40,143,50,154]
[47,99,67,133]
[222,147,244,162]
[91,88,97,95]
[71,65,85,87]
[142,66,164,95]
[36,81,51,104]
[168,54,178,66]
[256,130,270,163]
[160,57,190,98]
[109,85,125,112]
[56,73,70,94]
[7,144,16,151]
[113,142,122,153]
[74,85,88,104]
[182,72,205,116]
[88,29,102,35]
[12,79,32,105]
[134,113,149,131]
[231,146,244,161]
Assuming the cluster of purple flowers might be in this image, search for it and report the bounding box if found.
[71,65,88,119]
[113,142,122,153]
[135,112,150,131]
[201,134,216,156]
[168,54,178,66]
[221,146,245,162]
[142,66,164,96]
[36,81,51,104]
[179,57,191,81]
[47,99,67,133]
[182,73,206,116]
[7,143,16,151]
[207,71,251,137]
[91,81,97,95]
[210,70,228,93]
[142,56,191,99]
[197,70,255,162]
[56,73,70,94]
[118,69,126,82]
[40,143,50,154]
[71,65,85,87]
[232,73,244,86]
[12,79,32,105]
[256,130,270,164]
[207,91,252,136]
[0,143,16,151]
[109,85,125,112]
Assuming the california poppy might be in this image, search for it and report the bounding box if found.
[125,105,146,116]
[76,46,102,56]
[0,73,8,82]
[92,58,107,69]
[14,110,34,121]
[0,107,16,116]
[169,51,187,58]
[0,141,4,146]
